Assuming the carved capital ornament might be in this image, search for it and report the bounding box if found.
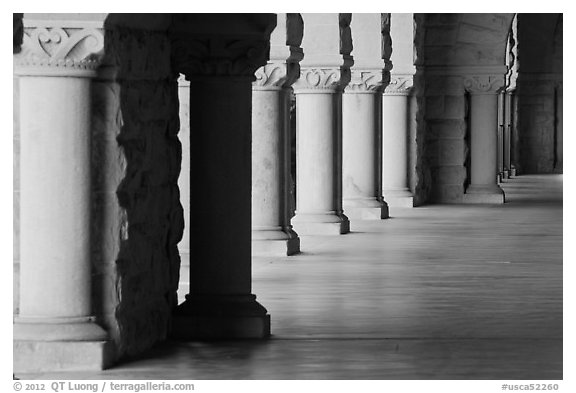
[384,74,414,95]
[463,75,506,94]
[172,37,271,80]
[345,70,386,93]
[14,26,104,77]
[292,67,351,93]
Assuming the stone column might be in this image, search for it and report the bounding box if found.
[382,13,416,208]
[291,13,353,235]
[382,75,415,207]
[503,90,513,178]
[555,82,563,172]
[252,14,303,256]
[177,75,191,303]
[342,13,389,220]
[463,75,506,204]
[13,22,109,372]
[170,14,276,339]
[497,92,505,182]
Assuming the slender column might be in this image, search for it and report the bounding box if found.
[503,91,513,178]
[177,75,190,303]
[463,75,506,204]
[13,23,109,372]
[342,13,389,220]
[382,13,415,208]
[170,14,276,339]
[252,14,302,256]
[291,13,352,236]
[497,92,505,182]
[555,82,563,172]
[382,75,415,207]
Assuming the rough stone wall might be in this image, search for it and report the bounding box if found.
[412,14,431,206]
[91,21,184,359]
[422,73,468,203]
[414,13,513,204]
[515,14,562,174]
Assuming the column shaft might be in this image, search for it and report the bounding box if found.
[503,92,512,178]
[172,77,270,338]
[177,78,191,303]
[465,92,505,203]
[342,91,387,219]
[252,87,299,255]
[382,93,414,207]
[15,75,108,371]
[292,91,350,235]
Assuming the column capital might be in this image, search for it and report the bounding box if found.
[14,24,104,77]
[253,62,300,90]
[384,74,414,95]
[293,67,351,93]
[173,37,270,80]
[463,74,506,95]
[344,69,386,94]
[171,14,276,81]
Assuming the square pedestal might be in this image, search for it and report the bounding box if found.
[14,340,112,373]
[343,206,388,220]
[292,220,350,236]
[385,195,414,208]
[252,237,300,257]
[463,192,505,204]
[172,314,271,339]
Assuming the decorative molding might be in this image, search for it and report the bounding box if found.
[384,74,414,95]
[292,67,350,92]
[253,62,300,90]
[172,37,270,79]
[345,70,385,93]
[14,26,104,76]
[463,75,506,94]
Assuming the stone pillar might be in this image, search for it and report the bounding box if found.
[13,22,109,372]
[170,14,276,339]
[382,13,415,208]
[291,13,352,235]
[342,13,389,220]
[463,75,506,204]
[497,92,505,182]
[177,75,190,303]
[555,82,563,172]
[503,90,513,178]
[251,14,303,256]
[382,75,415,207]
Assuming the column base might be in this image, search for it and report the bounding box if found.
[383,189,414,208]
[510,167,517,177]
[291,212,350,235]
[171,294,271,339]
[252,237,300,256]
[343,198,388,220]
[177,251,190,304]
[463,184,505,204]
[503,169,510,179]
[251,227,300,256]
[13,317,111,372]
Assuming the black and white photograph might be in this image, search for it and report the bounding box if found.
[7,3,570,391]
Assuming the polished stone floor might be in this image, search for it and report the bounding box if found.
[18,174,563,380]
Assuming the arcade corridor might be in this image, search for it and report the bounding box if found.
[17,174,563,380]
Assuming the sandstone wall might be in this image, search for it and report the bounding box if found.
[515,14,562,174]
[91,17,184,358]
